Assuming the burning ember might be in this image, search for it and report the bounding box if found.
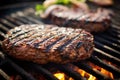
[54,73,65,80]
[54,72,74,80]
[2,61,114,80]
[54,62,114,80]
[89,61,114,80]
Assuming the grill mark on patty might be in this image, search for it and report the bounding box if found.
[78,12,103,28]
[12,29,21,34]
[26,34,51,45]
[9,26,43,40]
[62,34,84,51]
[12,30,37,42]
[27,28,60,47]
[9,25,46,40]
[93,13,103,22]
[63,12,86,26]
[45,36,65,52]
[70,12,85,20]
[50,29,79,51]
[33,36,53,48]
[82,16,92,27]
[10,30,32,40]
[78,14,91,21]
[57,34,79,52]
[34,31,60,48]
[9,27,33,38]
[99,13,109,27]
[28,27,60,47]
[10,25,59,45]
[33,31,64,48]
[33,27,75,49]
[76,42,83,49]
[10,28,45,44]
[83,11,106,27]
[12,31,37,46]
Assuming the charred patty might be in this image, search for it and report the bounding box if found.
[42,5,112,32]
[2,24,94,64]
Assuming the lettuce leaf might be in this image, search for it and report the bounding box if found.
[56,0,71,5]
[35,0,86,15]
[35,4,45,15]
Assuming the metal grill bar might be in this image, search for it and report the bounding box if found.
[106,30,120,39]
[112,19,120,27]
[0,24,9,32]
[99,34,120,45]
[73,61,112,80]
[0,18,15,28]
[23,62,59,80]
[89,56,120,77]
[0,52,36,80]
[94,48,120,66]
[95,41,120,58]
[94,35,120,50]
[0,53,58,80]
[49,63,85,80]
[0,31,6,39]
[0,69,10,80]
[16,11,44,24]
[5,16,24,25]
[111,24,120,30]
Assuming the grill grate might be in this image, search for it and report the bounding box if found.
[0,1,120,80]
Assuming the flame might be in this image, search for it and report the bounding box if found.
[69,77,74,80]
[78,68,96,80]
[54,73,65,80]
[54,61,114,80]
[9,61,114,80]
[100,62,114,79]
[90,62,114,80]
[54,72,74,80]
[76,61,114,80]
[100,68,114,79]
[88,75,96,80]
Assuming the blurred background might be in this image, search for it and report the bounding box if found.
[0,0,119,7]
[0,0,42,6]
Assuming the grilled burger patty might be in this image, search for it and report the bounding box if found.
[43,5,111,32]
[2,24,94,64]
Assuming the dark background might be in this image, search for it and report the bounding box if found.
[0,0,120,6]
[0,0,44,6]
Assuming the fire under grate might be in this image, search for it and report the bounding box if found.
[0,1,120,80]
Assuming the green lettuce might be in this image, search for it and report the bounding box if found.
[35,0,86,15]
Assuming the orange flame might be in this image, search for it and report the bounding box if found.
[54,73,65,80]
[54,72,74,80]
[78,68,96,80]
[54,61,114,80]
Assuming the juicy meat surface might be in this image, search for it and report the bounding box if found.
[43,5,112,32]
[2,24,94,64]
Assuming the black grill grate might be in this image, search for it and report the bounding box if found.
[0,1,120,80]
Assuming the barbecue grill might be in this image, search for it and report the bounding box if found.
[0,1,120,80]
